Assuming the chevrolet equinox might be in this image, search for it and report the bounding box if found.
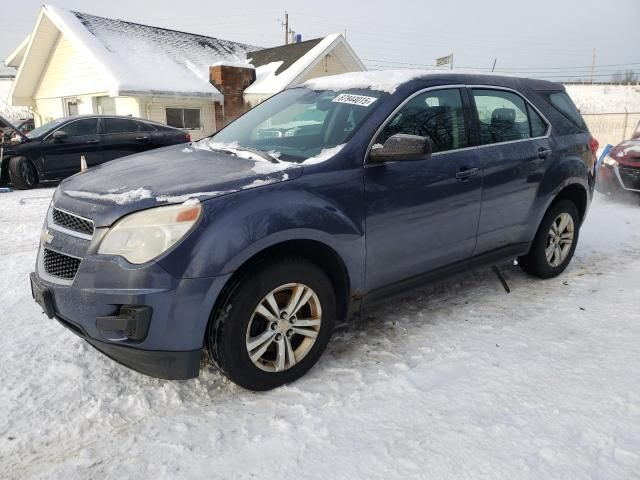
[30,71,598,391]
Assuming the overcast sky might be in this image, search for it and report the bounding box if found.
[1,0,639,81]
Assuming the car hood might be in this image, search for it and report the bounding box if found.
[53,143,303,227]
[609,140,640,166]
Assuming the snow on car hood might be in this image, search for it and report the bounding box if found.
[610,139,640,166]
[53,143,302,227]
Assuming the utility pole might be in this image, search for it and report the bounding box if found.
[590,48,596,84]
[283,11,289,45]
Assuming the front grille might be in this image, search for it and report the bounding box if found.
[43,248,81,280]
[618,166,640,190]
[52,208,94,236]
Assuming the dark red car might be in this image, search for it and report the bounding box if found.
[598,122,640,194]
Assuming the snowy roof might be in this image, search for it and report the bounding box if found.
[244,34,366,95]
[248,38,324,76]
[0,78,32,120]
[36,5,259,98]
[0,65,16,78]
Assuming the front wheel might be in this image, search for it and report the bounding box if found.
[208,258,336,391]
[518,199,580,279]
[8,156,39,189]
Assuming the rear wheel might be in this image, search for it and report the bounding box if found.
[8,156,38,189]
[208,257,336,391]
[518,200,580,278]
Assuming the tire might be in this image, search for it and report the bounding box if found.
[518,199,580,279]
[208,257,336,391]
[8,156,38,189]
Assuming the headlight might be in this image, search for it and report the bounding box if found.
[98,202,202,264]
[603,156,618,167]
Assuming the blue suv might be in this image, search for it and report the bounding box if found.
[30,71,597,390]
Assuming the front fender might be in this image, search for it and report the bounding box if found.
[158,170,366,293]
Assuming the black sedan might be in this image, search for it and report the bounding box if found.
[0,115,191,189]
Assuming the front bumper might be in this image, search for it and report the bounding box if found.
[30,265,231,379]
[31,231,232,379]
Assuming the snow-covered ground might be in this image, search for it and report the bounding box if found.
[1,188,639,479]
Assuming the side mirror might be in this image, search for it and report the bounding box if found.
[369,134,432,163]
[52,130,68,141]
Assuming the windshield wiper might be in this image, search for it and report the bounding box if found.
[206,141,279,164]
[232,145,280,163]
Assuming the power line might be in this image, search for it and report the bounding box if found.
[362,57,640,74]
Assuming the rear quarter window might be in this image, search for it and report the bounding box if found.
[546,92,587,131]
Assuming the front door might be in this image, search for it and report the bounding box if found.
[41,117,102,176]
[469,87,551,255]
[364,87,483,293]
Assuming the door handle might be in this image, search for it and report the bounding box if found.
[85,139,99,144]
[537,148,552,159]
[135,136,149,141]
[456,167,480,180]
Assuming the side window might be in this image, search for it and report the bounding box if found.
[527,104,547,137]
[58,118,98,137]
[103,118,139,134]
[472,89,532,144]
[166,108,201,129]
[546,91,587,130]
[377,88,468,153]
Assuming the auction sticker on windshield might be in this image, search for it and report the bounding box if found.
[332,94,378,107]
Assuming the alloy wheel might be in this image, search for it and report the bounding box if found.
[21,161,36,186]
[245,283,322,372]
[545,212,574,267]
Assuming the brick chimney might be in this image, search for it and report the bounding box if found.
[209,63,256,128]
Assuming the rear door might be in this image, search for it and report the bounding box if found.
[100,117,148,162]
[41,118,102,176]
[469,87,551,256]
[364,87,483,293]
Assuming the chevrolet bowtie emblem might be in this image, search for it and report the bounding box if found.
[41,229,54,245]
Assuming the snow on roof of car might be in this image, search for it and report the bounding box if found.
[300,68,542,94]
[44,5,258,98]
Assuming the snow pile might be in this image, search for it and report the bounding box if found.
[65,187,154,205]
[565,85,640,114]
[302,144,346,165]
[43,5,259,98]
[0,78,32,121]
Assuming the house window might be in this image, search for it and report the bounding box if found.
[166,108,201,129]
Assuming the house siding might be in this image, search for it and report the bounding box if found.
[141,97,216,140]
[34,97,64,125]
[300,49,350,83]
[114,97,140,117]
[34,35,109,99]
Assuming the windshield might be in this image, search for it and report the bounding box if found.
[26,117,68,139]
[205,88,388,162]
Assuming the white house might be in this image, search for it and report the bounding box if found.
[6,5,366,139]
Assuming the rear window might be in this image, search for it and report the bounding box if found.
[138,121,156,132]
[546,92,587,130]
